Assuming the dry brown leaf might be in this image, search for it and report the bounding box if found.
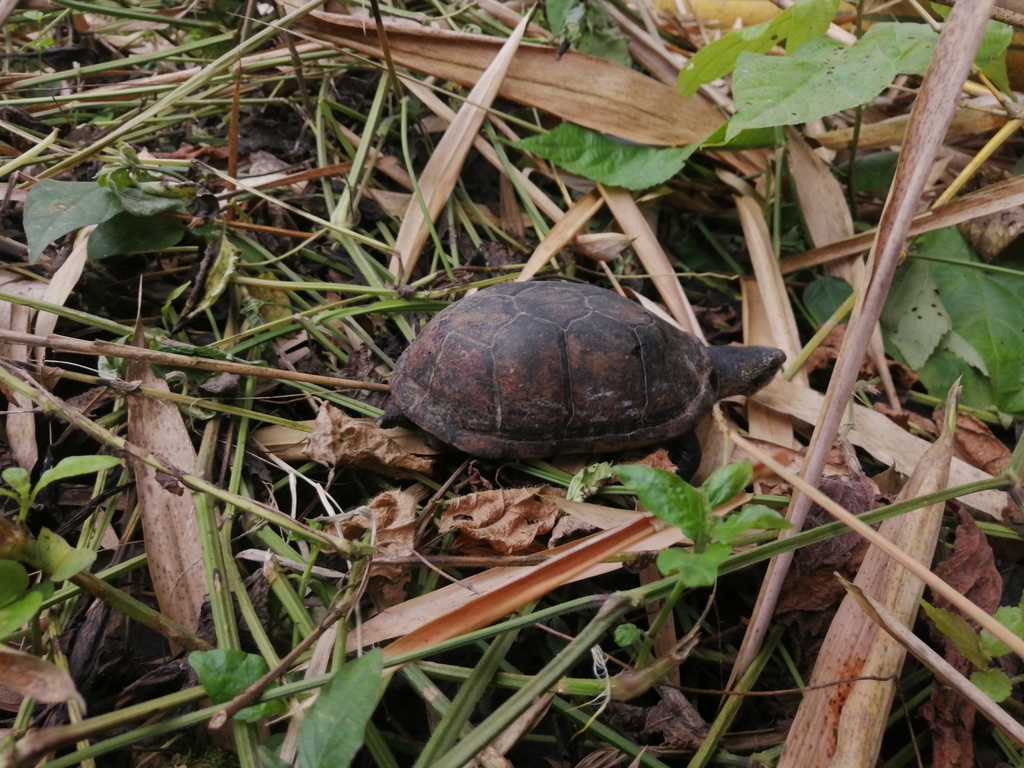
[298,13,723,147]
[781,390,957,767]
[518,189,603,281]
[332,490,417,583]
[304,403,433,478]
[807,107,1006,151]
[736,197,804,378]
[399,77,564,224]
[645,687,709,750]
[367,515,677,655]
[742,278,796,449]
[923,507,1002,768]
[0,274,48,471]
[0,645,85,708]
[601,186,701,335]
[958,206,1024,261]
[126,327,207,637]
[390,13,529,282]
[751,378,1007,519]
[934,409,1012,476]
[779,173,1024,275]
[439,487,562,554]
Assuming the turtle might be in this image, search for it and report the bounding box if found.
[383,281,785,460]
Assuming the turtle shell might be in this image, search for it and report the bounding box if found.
[389,281,719,460]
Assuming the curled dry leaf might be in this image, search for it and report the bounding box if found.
[439,486,562,554]
[304,404,433,478]
[0,644,85,708]
[645,687,709,750]
[935,409,1012,476]
[957,207,1024,261]
[331,490,417,584]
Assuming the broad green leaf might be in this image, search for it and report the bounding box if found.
[980,605,1024,658]
[916,228,1024,417]
[915,347,995,418]
[190,649,268,701]
[0,590,42,636]
[35,455,122,494]
[547,0,630,65]
[942,330,989,377]
[919,599,989,670]
[2,467,32,502]
[516,123,697,189]
[849,151,899,194]
[803,276,852,326]
[971,668,1013,702]
[711,504,792,545]
[656,543,731,586]
[880,258,951,369]
[109,182,192,217]
[614,623,643,647]
[23,180,124,262]
[567,462,615,501]
[786,0,842,53]
[702,459,752,508]
[678,17,790,97]
[615,465,709,540]
[89,211,185,260]
[298,649,383,768]
[676,0,840,96]
[189,648,285,722]
[36,528,95,582]
[0,560,30,607]
[727,24,937,140]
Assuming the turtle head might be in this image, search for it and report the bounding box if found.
[708,345,786,399]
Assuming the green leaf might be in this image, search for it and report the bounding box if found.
[919,599,989,669]
[970,668,1013,702]
[88,211,185,260]
[191,649,269,701]
[108,183,191,217]
[0,590,42,636]
[803,276,852,326]
[186,237,239,319]
[727,24,937,140]
[711,504,792,545]
[36,528,95,582]
[298,650,383,768]
[615,465,709,540]
[880,257,952,369]
[786,0,843,53]
[2,467,32,502]
[35,455,122,495]
[703,460,752,508]
[614,623,643,647]
[678,17,788,97]
[914,228,1024,417]
[23,181,125,263]
[656,543,731,586]
[256,746,291,768]
[567,462,615,501]
[516,123,698,189]
[980,605,1024,658]
[849,151,899,194]
[0,560,30,607]
[189,648,285,722]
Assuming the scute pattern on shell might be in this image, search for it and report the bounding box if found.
[390,282,716,460]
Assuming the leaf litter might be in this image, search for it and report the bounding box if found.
[1,0,1024,765]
